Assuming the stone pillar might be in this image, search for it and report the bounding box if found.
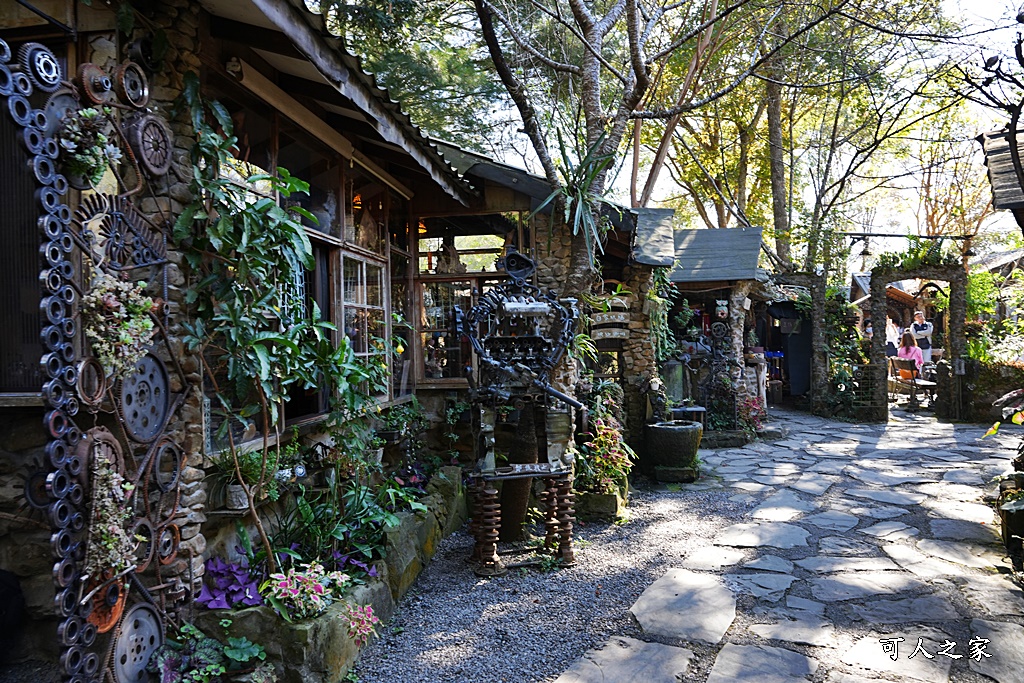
[620,264,657,449]
[125,0,207,595]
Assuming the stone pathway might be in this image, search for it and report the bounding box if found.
[554,410,1024,683]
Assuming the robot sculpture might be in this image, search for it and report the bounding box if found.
[456,247,582,575]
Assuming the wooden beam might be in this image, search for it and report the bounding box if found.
[208,16,304,60]
[227,58,413,199]
[248,0,473,206]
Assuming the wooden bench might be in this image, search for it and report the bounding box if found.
[889,358,936,411]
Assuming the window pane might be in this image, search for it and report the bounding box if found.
[343,258,363,305]
[366,263,382,308]
[346,167,386,254]
[388,189,410,251]
[278,122,341,236]
[344,307,367,353]
[420,281,472,380]
[421,281,472,331]
[422,331,467,379]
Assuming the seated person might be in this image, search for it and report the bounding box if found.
[897,332,923,378]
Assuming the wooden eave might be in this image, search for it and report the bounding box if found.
[200,0,475,207]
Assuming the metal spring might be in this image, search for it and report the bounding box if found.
[476,486,501,567]
[555,476,576,563]
[542,477,561,551]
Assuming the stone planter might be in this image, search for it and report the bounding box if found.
[643,420,702,482]
[196,580,394,683]
[194,466,468,683]
[576,483,628,522]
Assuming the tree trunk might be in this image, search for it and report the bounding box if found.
[767,76,790,265]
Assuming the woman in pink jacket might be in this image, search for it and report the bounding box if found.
[897,332,924,373]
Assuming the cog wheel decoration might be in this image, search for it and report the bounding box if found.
[119,354,170,444]
[43,89,78,140]
[113,603,163,683]
[86,576,127,634]
[123,113,173,177]
[77,63,113,105]
[113,62,149,109]
[1,39,194,683]
[18,42,62,93]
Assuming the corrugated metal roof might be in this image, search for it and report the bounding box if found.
[632,208,676,267]
[668,227,763,283]
[970,246,1024,271]
[980,129,1024,210]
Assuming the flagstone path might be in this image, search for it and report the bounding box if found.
[554,410,1024,683]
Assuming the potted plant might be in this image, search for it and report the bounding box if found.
[496,404,520,424]
[81,272,158,380]
[212,448,280,511]
[57,106,122,188]
[574,381,634,520]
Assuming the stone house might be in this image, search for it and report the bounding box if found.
[0,0,659,678]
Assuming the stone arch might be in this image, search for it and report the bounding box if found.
[867,265,968,422]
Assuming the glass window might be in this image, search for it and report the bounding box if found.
[420,281,472,379]
[341,254,389,396]
[416,213,524,275]
[278,121,342,238]
[345,167,387,254]
[388,189,410,251]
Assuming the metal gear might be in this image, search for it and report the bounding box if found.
[86,576,126,634]
[77,63,113,105]
[18,42,62,93]
[122,113,173,177]
[113,62,149,109]
[112,603,163,683]
[119,354,170,444]
[43,89,78,140]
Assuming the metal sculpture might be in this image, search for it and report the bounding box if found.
[1,39,190,683]
[699,321,739,429]
[457,247,582,574]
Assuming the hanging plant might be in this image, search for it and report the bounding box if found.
[57,106,122,187]
[81,272,157,379]
[83,462,136,579]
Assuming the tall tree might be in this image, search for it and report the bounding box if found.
[472,0,856,294]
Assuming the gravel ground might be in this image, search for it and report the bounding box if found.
[355,482,752,683]
[355,410,1024,683]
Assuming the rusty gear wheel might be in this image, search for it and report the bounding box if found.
[77,63,113,105]
[113,62,149,109]
[122,113,172,176]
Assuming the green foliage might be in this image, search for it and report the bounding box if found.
[569,332,599,365]
[650,267,680,362]
[211,447,280,501]
[934,270,998,319]
[821,291,866,417]
[270,468,424,567]
[530,132,614,268]
[874,237,961,271]
[575,381,634,494]
[147,621,274,683]
[174,72,377,568]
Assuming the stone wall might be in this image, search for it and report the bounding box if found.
[119,0,208,602]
